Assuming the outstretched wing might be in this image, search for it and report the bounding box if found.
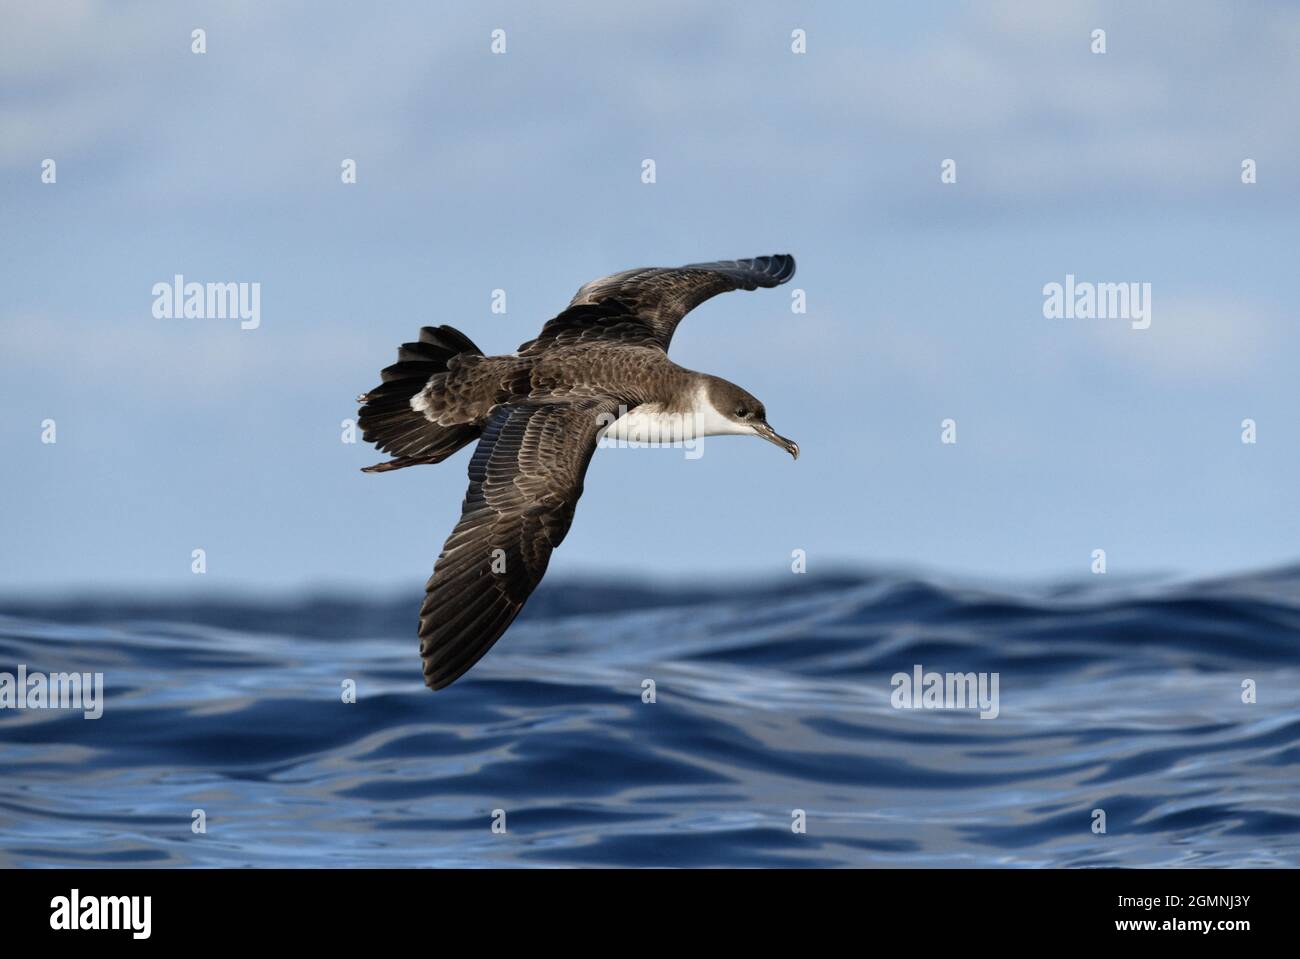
[418,397,621,690]
[518,254,796,354]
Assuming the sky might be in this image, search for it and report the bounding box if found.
[2,0,1298,594]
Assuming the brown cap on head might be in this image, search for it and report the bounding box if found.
[704,376,799,459]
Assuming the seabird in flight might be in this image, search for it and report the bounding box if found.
[357,255,799,690]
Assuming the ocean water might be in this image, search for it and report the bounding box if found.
[1,567,1298,868]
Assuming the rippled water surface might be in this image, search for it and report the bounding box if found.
[2,568,1298,867]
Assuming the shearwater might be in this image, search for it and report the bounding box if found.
[357,255,799,690]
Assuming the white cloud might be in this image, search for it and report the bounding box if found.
[1081,295,1285,383]
[0,311,377,401]
[6,1,1298,210]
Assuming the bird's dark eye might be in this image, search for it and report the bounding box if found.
[735,407,748,418]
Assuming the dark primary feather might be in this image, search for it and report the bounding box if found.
[518,254,796,353]
[418,397,622,690]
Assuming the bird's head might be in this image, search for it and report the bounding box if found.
[702,377,799,459]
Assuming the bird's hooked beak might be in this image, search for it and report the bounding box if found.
[754,422,800,460]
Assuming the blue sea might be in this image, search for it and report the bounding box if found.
[1,567,1298,868]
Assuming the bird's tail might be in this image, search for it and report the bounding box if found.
[358,325,484,472]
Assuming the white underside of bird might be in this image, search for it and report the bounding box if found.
[598,385,756,445]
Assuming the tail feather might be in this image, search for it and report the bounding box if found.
[358,325,484,472]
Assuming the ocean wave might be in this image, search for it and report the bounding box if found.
[1,566,1297,867]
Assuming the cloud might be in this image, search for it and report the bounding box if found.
[6,0,1298,214]
[0,311,376,402]
[1080,295,1286,383]
[803,0,1300,205]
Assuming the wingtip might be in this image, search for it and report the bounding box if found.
[757,253,796,285]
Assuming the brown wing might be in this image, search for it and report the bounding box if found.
[418,397,621,690]
[517,254,796,354]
